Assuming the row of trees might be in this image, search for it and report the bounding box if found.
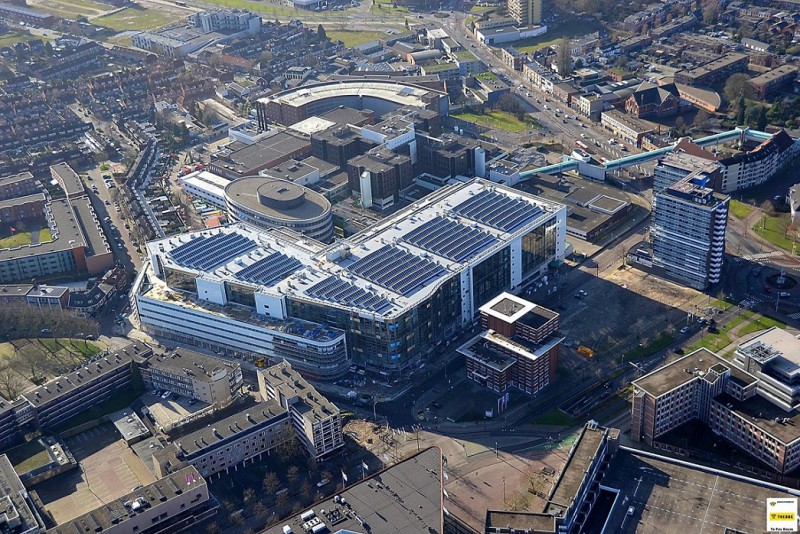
[0,306,99,342]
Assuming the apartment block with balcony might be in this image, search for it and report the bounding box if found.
[141,348,243,407]
[258,361,344,460]
[651,173,729,290]
[21,342,153,430]
[153,401,291,478]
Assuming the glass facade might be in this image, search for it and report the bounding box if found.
[226,282,256,307]
[165,268,197,292]
[521,216,558,278]
[472,247,511,312]
[287,275,462,378]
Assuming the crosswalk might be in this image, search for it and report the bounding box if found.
[788,312,800,320]
[741,251,783,261]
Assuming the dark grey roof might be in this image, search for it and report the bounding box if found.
[260,447,443,534]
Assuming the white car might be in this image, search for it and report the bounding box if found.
[680,326,689,334]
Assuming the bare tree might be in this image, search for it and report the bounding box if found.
[287,465,300,487]
[555,38,572,75]
[16,343,48,384]
[262,471,280,496]
[242,487,256,504]
[0,366,22,400]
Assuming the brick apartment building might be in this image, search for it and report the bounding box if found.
[458,292,562,396]
[631,347,800,474]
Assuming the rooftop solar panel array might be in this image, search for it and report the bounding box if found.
[404,216,497,262]
[170,232,256,271]
[235,252,302,286]
[307,276,392,313]
[348,246,446,296]
[453,190,543,232]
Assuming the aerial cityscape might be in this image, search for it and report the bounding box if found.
[0,0,800,532]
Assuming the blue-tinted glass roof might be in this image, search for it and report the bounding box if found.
[235,252,302,286]
[403,216,497,262]
[306,276,392,313]
[348,246,446,297]
[170,233,256,271]
[453,189,542,232]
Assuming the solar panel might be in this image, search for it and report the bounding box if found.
[349,246,446,296]
[170,232,256,271]
[307,276,392,313]
[453,190,542,232]
[404,216,497,262]
[235,252,302,286]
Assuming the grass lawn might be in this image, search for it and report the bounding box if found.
[729,199,754,220]
[532,408,576,426]
[6,440,51,474]
[29,0,109,19]
[688,331,732,353]
[739,315,785,337]
[470,4,495,13]
[515,15,604,54]
[94,5,179,31]
[753,213,798,253]
[452,110,537,133]
[0,31,39,47]
[621,332,674,362]
[327,29,400,47]
[39,227,53,242]
[0,232,32,249]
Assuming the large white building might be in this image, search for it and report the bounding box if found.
[132,179,566,379]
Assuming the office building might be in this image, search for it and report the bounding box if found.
[180,171,231,210]
[21,342,152,430]
[153,401,291,478]
[600,110,655,148]
[225,177,333,241]
[631,348,800,474]
[48,466,217,534]
[261,447,443,534]
[0,454,47,533]
[132,179,567,379]
[258,361,344,460]
[650,173,729,290]
[734,327,800,412]
[508,0,543,26]
[208,132,311,180]
[458,292,562,395]
[141,348,243,407]
[346,149,413,211]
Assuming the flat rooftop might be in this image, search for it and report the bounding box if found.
[260,361,339,422]
[0,454,44,533]
[634,349,758,398]
[480,292,557,328]
[224,177,330,222]
[261,447,442,534]
[678,52,748,80]
[738,326,800,374]
[109,408,150,442]
[214,131,310,174]
[599,449,799,534]
[544,425,607,515]
[485,511,556,532]
[0,199,85,262]
[47,466,206,534]
[719,392,800,445]
[146,179,563,318]
[71,196,110,256]
[22,342,153,409]
[146,347,240,381]
[166,400,286,459]
[0,192,45,211]
[50,162,84,198]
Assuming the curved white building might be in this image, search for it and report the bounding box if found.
[224,177,333,242]
[256,79,449,127]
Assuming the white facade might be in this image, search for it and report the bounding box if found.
[180,170,231,209]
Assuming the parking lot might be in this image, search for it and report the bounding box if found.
[36,424,155,524]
